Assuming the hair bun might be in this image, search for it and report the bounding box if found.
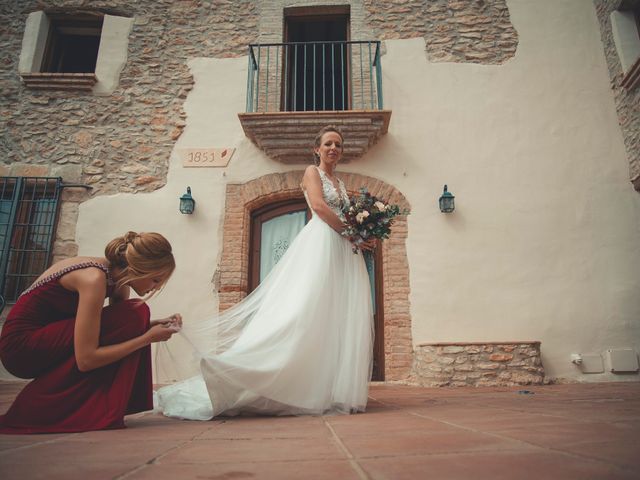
[123,231,139,245]
[105,231,176,294]
[105,232,138,268]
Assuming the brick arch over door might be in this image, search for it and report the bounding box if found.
[217,171,412,381]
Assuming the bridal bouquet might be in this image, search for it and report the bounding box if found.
[341,187,405,253]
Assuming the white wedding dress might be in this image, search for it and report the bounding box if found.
[155,167,374,419]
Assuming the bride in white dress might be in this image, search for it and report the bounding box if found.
[156,126,374,419]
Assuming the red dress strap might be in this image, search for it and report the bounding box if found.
[20,261,112,298]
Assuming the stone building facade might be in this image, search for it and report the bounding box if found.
[1,1,258,196]
[1,0,258,264]
[1,1,639,386]
[0,0,522,270]
[1,0,519,197]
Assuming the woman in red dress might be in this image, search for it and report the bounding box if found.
[0,231,181,434]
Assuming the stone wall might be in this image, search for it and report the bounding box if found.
[0,0,258,197]
[593,0,640,192]
[363,0,518,64]
[257,0,518,65]
[0,0,521,213]
[256,0,375,43]
[412,342,545,387]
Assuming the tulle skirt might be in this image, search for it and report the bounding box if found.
[156,215,374,419]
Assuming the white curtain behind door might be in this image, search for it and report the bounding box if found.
[259,210,306,283]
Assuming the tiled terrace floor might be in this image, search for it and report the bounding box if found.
[0,381,639,479]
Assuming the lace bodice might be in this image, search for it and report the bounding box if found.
[303,166,350,217]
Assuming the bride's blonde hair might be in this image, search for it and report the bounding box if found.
[105,231,175,293]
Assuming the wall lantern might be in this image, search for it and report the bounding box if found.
[439,185,455,213]
[179,186,196,214]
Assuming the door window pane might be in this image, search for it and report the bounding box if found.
[259,210,306,282]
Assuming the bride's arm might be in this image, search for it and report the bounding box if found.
[302,165,345,233]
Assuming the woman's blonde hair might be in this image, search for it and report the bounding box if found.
[105,231,175,294]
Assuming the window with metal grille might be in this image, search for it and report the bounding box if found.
[0,177,62,303]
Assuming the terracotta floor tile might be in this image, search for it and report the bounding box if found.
[561,440,640,470]
[326,412,460,436]
[360,450,638,480]
[412,409,589,431]
[0,433,68,452]
[489,421,639,449]
[339,429,530,458]
[126,459,361,480]
[0,438,175,466]
[78,413,220,441]
[0,461,141,480]
[159,436,346,464]
[198,414,329,439]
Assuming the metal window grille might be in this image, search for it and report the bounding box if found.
[0,177,62,302]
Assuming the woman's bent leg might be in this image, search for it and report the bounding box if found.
[100,300,153,415]
[0,316,76,379]
[0,300,152,434]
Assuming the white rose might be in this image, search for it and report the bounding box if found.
[356,210,370,224]
[374,201,386,211]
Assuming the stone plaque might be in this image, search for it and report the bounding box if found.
[180,148,235,167]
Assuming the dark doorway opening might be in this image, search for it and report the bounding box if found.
[283,7,350,111]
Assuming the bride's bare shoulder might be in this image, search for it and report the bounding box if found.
[302,165,321,186]
[303,165,319,176]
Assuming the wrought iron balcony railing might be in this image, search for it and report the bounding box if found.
[246,40,383,113]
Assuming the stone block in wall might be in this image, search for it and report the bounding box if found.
[412,342,545,387]
[10,164,49,177]
[52,241,79,259]
[60,187,91,203]
[56,203,79,242]
[51,164,83,183]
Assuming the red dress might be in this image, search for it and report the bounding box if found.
[0,262,153,434]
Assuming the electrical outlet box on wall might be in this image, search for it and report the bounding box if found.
[578,354,605,373]
[606,349,639,373]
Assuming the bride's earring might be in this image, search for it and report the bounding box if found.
[313,151,320,165]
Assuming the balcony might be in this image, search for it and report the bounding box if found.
[238,41,391,164]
